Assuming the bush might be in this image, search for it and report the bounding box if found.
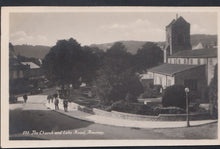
[125,93,136,102]
[95,68,144,105]
[140,86,161,98]
[162,85,186,109]
[153,106,185,115]
[208,64,218,118]
[111,101,155,115]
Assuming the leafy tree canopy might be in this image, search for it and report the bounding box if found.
[42,38,100,87]
[95,42,143,105]
[134,42,163,72]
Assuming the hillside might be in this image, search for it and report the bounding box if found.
[13,34,217,59]
[191,34,217,48]
[90,34,217,54]
[13,45,51,59]
[90,41,165,54]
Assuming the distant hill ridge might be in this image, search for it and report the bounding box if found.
[13,45,51,59]
[13,34,217,59]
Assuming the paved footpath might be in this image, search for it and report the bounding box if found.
[14,95,218,129]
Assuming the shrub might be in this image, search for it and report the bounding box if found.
[141,88,159,98]
[111,101,155,115]
[153,106,185,115]
[208,64,218,118]
[125,92,136,102]
[162,85,186,109]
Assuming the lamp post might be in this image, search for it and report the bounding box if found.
[185,87,190,127]
[69,84,72,100]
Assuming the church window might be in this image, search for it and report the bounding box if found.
[198,59,200,65]
[190,59,193,64]
[209,58,213,65]
[159,77,162,85]
[167,79,171,86]
[168,58,170,63]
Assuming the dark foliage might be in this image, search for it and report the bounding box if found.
[153,106,185,115]
[162,85,186,109]
[95,42,143,105]
[111,101,155,115]
[134,42,163,72]
[42,38,100,87]
[140,85,162,98]
[80,46,104,83]
[208,64,218,117]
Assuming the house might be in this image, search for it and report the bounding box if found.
[192,42,204,50]
[9,44,30,94]
[9,43,46,94]
[142,16,217,102]
[21,61,45,89]
[21,62,43,80]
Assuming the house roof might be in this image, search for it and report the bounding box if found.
[148,64,203,76]
[192,42,204,50]
[169,48,217,58]
[21,62,40,69]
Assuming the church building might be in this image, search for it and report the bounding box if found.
[142,16,217,101]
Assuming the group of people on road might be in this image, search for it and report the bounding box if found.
[47,93,68,112]
[22,93,69,112]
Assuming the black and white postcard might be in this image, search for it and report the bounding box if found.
[1,7,220,148]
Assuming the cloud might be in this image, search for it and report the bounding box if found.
[10,31,49,45]
[101,18,152,30]
[99,18,164,41]
[191,24,208,34]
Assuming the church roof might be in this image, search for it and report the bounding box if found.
[169,48,217,58]
[166,16,189,28]
[148,64,203,76]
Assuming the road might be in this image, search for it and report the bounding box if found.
[9,93,217,140]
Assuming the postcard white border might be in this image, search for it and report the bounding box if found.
[1,7,220,148]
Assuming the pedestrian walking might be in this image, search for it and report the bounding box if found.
[47,95,51,103]
[51,93,58,102]
[54,96,59,110]
[23,94,28,103]
[63,99,68,112]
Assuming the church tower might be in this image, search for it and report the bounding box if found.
[164,15,192,63]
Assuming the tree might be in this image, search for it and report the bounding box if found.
[80,46,104,84]
[42,38,84,88]
[134,42,163,72]
[209,64,218,117]
[95,42,143,105]
[162,85,186,109]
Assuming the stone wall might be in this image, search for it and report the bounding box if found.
[45,100,211,121]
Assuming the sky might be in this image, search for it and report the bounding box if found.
[9,12,217,46]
